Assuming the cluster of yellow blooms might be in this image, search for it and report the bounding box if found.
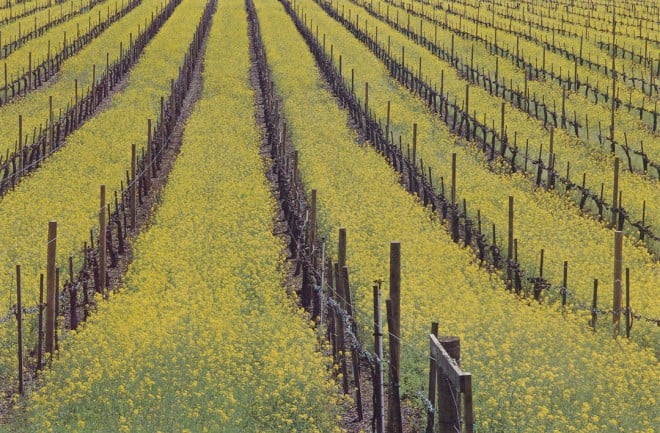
[13,0,343,431]
[0,0,45,22]
[445,0,658,83]
[0,0,109,65]
[256,0,658,431]
[400,0,657,113]
[0,0,208,400]
[0,0,168,157]
[300,0,660,348]
[319,0,659,250]
[356,0,659,164]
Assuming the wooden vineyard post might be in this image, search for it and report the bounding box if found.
[426,322,439,433]
[373,282,385,433]
[99,185,107,295]
[613,231,623,338]
[342,266,363,421]
[387,242,402,433]
[45,221,57,355]
[16,265,23,395]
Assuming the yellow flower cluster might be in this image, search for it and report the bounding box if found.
[256,0,658,431]
[304,0,659,347]
[0,0,107,63]
[322,0,659,249]
[0,0,208,397]
[12,1,342,430]
[0,0,167,157]
[360,0,659,164]
[402,0,657,112]
[0,0,54,22]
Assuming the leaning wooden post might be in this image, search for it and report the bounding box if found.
[99,185,107,295]
[437,336,461,433]
[426,322,439,433]
[15,265,23,395]
[373,283,385,433]
[388,242,402,433]
[45,221,57,355]
[613,230,623,338]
